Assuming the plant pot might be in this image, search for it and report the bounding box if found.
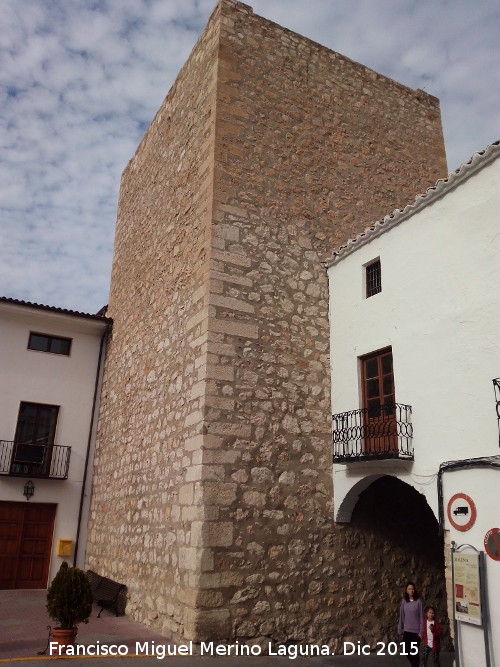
[51,627,77,653]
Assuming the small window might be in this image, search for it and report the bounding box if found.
[366,259,381,297]
[28,332,72,356]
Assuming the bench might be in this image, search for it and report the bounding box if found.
[86,570,127,617]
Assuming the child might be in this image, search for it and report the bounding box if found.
[421,606,442,667]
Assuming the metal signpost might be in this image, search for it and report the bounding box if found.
[451,542,491,667]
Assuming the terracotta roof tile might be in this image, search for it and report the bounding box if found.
[0,296,112,324]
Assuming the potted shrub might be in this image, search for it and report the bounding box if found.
[46,561,93,652]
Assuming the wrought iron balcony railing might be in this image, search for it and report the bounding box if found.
[0,440,71,479]
[332,403,413,462]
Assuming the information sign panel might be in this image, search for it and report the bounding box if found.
[452,552,482,626]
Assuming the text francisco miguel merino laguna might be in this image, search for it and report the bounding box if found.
[50,640,398,658]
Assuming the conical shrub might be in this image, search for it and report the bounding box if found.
[46,561,93,629]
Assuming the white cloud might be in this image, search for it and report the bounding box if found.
[0,0,498,312]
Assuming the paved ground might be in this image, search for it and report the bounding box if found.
[0,590,456,665]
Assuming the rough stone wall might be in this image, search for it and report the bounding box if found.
[194,0,448,647]
[87,0,449,649]
[86,4,220,640]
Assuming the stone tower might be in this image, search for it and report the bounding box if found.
[87,0,448,648]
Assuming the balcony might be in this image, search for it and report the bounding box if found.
[332,403,413,462]
[0,440,71,479]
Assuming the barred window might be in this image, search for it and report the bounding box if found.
[366,259,381,297]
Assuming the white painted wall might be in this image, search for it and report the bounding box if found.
[0,302,107,582]
[327,151,500,666]
[327,154,499,521]
[443,467,500,667]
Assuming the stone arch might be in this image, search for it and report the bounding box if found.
[350,475,442,564]
[338,474,450,648]
[335,474,386,523]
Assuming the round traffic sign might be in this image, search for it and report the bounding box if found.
[447,493,477,531]
[484,528,500,561]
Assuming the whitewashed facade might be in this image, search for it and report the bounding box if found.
[326,141,500,665]
[0,298,110,586]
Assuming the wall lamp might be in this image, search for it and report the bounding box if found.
[23,480,35,501]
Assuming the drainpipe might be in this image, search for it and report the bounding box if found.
[73,320,111,567]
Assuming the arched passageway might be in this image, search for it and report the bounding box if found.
[341,475,450,648]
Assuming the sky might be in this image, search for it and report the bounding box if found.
[1,0,499,313]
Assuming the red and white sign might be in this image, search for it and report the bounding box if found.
[447,493,477,532]
[484,528,500,561]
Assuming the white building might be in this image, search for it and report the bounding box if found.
[0,297,110,587]
[326,140,500,666]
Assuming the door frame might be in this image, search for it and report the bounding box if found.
[360,347,397,455]
[0,500,57,589]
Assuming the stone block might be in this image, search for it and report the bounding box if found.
[196,590,224,608]
[211,270,253,288]
[182,505,219,522]
[214,224,240,242]
[199,571,244,588]
[205,394,235,410]
[202,434,226,449]
[191,521,233,547]
[251,466,273,483]
[209,293,255,314]
[185,307,210,332]
[179,546,215,573]
[204,364,234,381]
[208,317,259,339]
[203,482,237,505]
[178,483,194,505]
[206,422,252,437]
[183,409,204,428]
[188,608,232,641]
[203,450,241,464]
[176,586,198,608]
[185,434,204,451]
[243,491,266,507]
[185,465,203,482]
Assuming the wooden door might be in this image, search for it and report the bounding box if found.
[361,348,397,455]
[0,501,56,589]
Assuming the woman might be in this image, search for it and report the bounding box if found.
[397,581,424,667]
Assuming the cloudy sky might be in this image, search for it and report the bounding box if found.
[1,0,498,313]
